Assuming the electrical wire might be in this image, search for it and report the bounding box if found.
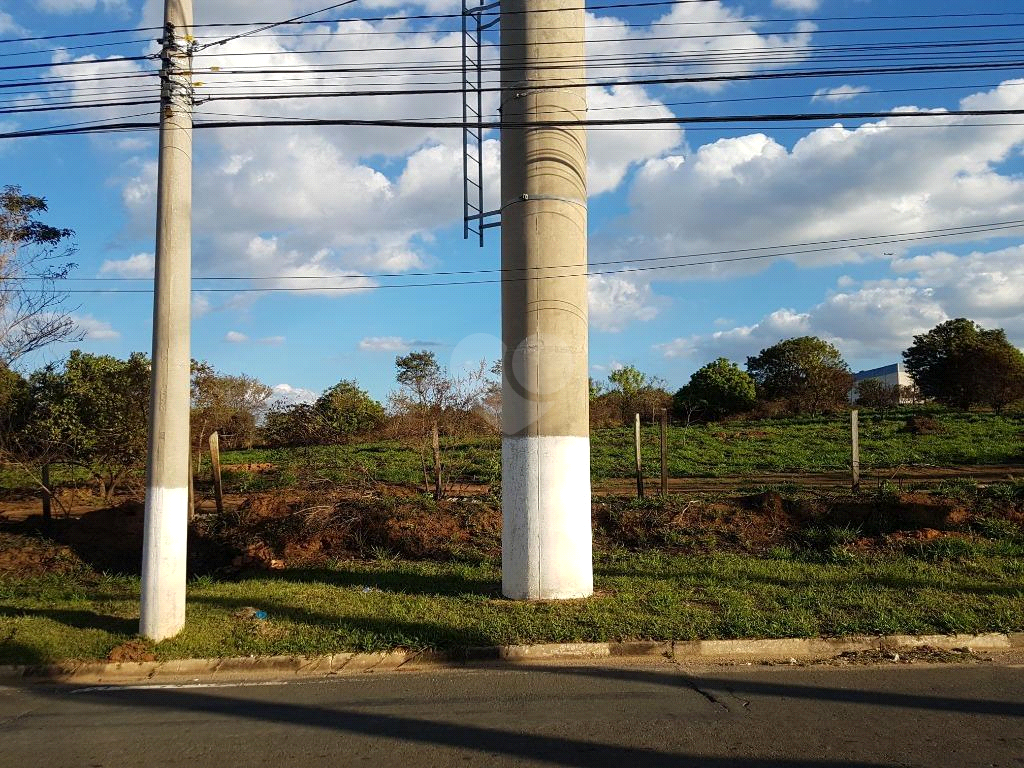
[53,220,1024,284]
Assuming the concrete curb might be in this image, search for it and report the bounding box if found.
[2,633,1021,687]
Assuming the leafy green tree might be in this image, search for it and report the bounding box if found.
[746,336,852,415]
[854,378,899,409]
[1,186,79,365]
[191,361,272,450]
[904,319,1024,410]
[314,379,386,439]
[0,363,29,453]
[27,351,150,500]
[673,358,756,420]
[606,365,672,424]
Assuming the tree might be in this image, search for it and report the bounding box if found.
[0,363,29,455]
[1,186,80,365]
[746,336,852,415]
[314,379,386,439]
[853,378,899,409]
[27,351,150,501]
[674,358,756,420]
[191,361,272,451]
[606,365,672,424]
[391,350,497,500]
[903,319,1024,410]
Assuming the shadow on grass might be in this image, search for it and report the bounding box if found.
[187,593,498,649]
[0,607,137,636]
[227,565,501,599]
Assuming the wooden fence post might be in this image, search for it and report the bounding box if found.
[634,413,644,499]
[188,457,196,521]
[660,408,668,497]
[431,421,442,501]
[41,463,52,522]
[851,409,860,495]
[209,431,224,515]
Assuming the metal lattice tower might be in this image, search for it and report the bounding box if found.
[462,0,500,246]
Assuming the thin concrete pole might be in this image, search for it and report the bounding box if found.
[500,0,592,600]
[140,0,193,642]
[851,409,861,495]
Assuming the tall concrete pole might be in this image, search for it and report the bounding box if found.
[500,0,593,599]
[140,0,194,641]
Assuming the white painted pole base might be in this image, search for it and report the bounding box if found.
[502,436,594,600]
[140,486,189,640]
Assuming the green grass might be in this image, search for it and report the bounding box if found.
[214,410,1022,490]
[4,409,1021,497]
[2,544,1023,665]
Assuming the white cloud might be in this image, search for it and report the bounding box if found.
[270,383,318,407]
[0,9,24,33]
[74,314,120,341]
[588,274,663,332]
[34,0,127,13]
[656,243,1024,364]
[812,85,870,103]
[619,80,1024,283]
[772,0,820,10]
[112,1,818,312]
[258,336,286,346]
[99,252,154,278]
[224,331,248,343]
[359,336,414,353]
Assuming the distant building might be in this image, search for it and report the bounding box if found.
[851,363,918,404]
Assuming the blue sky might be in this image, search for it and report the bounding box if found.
[3,0,1024,402]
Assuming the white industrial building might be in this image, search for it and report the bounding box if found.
[852,363,918,404]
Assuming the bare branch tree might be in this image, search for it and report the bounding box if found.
[1,185,81,366]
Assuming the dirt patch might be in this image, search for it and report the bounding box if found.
[106,640,156,663]
[0,532,84,576]
[826,646,989,666]
[206,490,503,567]
[221,463,277,473]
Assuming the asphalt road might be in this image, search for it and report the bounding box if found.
[1,658,1022,767]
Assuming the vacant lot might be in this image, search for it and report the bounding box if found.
[1,480,1023,664]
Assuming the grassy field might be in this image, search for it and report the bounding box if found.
[2,539,1023,665]
[2,409,1021,500]
[214,409,1024,493]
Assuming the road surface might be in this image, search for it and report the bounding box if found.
[1,657,1022,767]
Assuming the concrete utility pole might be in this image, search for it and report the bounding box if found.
[140,0,194,641]
[500,0,593,599]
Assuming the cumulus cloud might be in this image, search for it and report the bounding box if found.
[0,9,24,34]
[772,0,820,10]
[110,0,818,312]
[99,253,154,278]
[270,383,318,407]
[588,274,664,332]
[224,331,248,343]
[35,0,128,12]
[812,85,870,103]
[359,336,444,352]
[617,80,1024,283]
[655,244,1024,364]
[74,314,120,341]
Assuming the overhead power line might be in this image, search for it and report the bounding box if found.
[194,0,361,51]
[6,4,1024,47]
[6,106,1024,139]
[55,220,1024,284]
[31,219,1024,295]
